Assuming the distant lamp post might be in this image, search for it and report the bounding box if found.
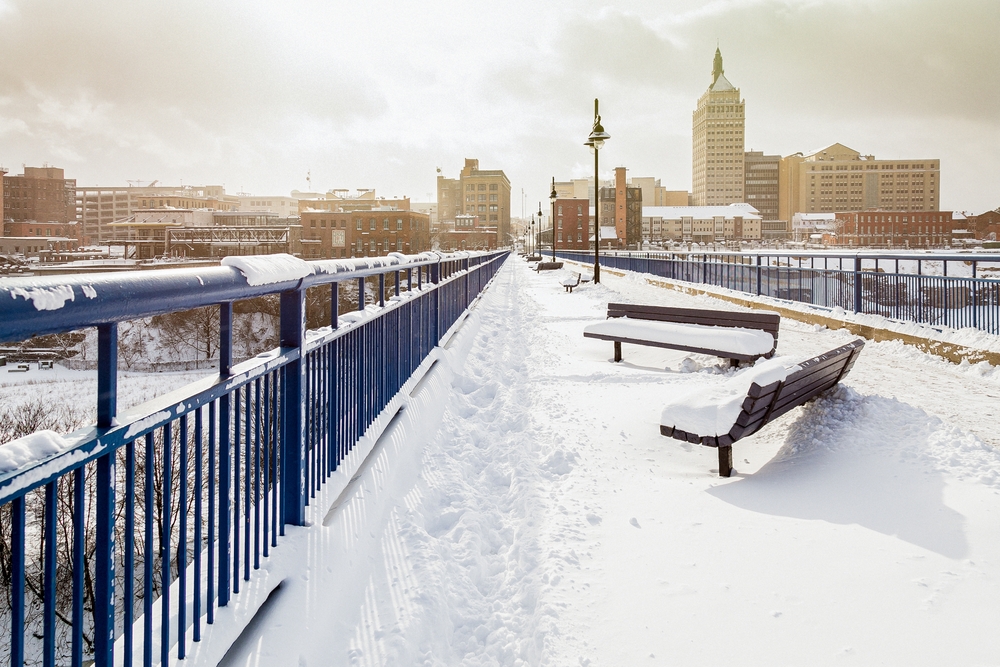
[585,98,610,283]
[549,178,557,261]
[530,215,535,257]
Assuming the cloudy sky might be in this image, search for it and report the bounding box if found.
[0,0,997,213]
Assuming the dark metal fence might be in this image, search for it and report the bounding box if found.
[557,250,1000,334]
[0,250,508,667]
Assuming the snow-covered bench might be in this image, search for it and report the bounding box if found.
[660,339,865,477]
[583,304,780,366]
[562,272,581,292]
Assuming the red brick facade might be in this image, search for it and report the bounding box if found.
[553,198,590,250]
[833,210,956,248]
[3,167,77,225]
[969,209,1000,241]
[299,210,431,259]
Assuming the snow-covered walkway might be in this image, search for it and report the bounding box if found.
[219,256,1000,666]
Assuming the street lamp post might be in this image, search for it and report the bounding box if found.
[585,98,610,283]
[549,178,557,261]
[530,215,535,257]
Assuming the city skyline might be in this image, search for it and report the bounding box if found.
[0,0,996,213]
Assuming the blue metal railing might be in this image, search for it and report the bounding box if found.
[557,250,1000,334]
[0,250,508,667]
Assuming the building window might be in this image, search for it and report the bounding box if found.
[356,218,362,230]
[369,240,376,253]
[478,184,486,191]
[397,218,403,230]
[489,184,497,191]
[383,218,389,230]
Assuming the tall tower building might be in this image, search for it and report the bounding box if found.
[692,48,745,206]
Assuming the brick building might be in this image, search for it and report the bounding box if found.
[553,198,590,250]
[968,209,1000,241]
[598,167,642,247]
[298,209,430,259]
[437,215,497,251]
[436,159,511,244]
[832,210,956,248]
[4,167,77,226]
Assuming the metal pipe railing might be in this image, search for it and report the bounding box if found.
[0,249,509,667]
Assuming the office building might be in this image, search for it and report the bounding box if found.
[436,159,511,243]
[4,167,77,227]
[692,48,745,206]
[778,144,940,219]
[641,204,761,244]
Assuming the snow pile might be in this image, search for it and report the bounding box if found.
[0,430,71,473]
[8,285,76,311]
[660,356,801,436]
[583,317,775,356]
[221,253,312,286]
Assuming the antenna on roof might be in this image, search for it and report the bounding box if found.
[306,169,312,191]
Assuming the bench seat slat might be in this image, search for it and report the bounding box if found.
[583,331,765,362]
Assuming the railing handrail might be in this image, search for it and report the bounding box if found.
[0,251,477,344]
[592,249,1000,263]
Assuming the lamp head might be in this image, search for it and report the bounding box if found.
[550,177,557,202]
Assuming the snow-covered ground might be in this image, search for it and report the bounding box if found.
[207,257,1000,666]
[5,256,1000,665]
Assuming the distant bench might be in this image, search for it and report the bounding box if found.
[660,339,865,476]
[583,303,780,366]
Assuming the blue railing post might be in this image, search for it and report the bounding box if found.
[853,255,863,313]
[280,288,306,527]
[10,496,25,667]
[97,323,117,428]
[432,261,441,343]
[220,302,233,376]
[755,255,762,296]
[331,282,339,329]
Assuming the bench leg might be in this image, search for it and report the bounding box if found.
[614,341,622,363]
[730,358,740,368]
[718,445,733,477]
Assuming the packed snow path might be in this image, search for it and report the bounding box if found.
[217,257,1000,666]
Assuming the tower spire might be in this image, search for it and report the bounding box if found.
[712,47,724,85]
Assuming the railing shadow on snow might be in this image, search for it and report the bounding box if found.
[0,250,509,667]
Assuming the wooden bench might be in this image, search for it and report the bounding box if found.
[584,303,780,366]
[535,261,563,272]
[660,339,865,477]
[562,272,581,292]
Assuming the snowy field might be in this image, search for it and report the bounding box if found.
[5,256,1000,665]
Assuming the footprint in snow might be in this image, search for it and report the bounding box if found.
[630,517,641,528]
[586,513,602,525]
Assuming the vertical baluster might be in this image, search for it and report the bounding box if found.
[263,374,271,557]
[219,388,231,605]
[161,422,172,667]
[271,371,280,542]
[124,442,136,667]
[194,408,203,642]
[254,378,262,569]
[43,480,57,667]
[379,272,385,307]
[72,468,84,667]
[143,432,154,667]
[208,401,216,623]
[178,415,188,658]
[11,496,26,667]
[232,388,241,594]
[244,385,251,581]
